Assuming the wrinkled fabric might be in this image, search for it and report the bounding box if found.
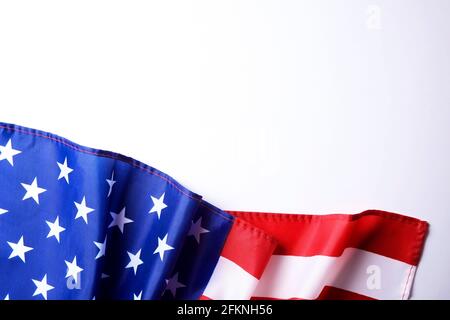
[0,122,429,300]
[0,122,233,300]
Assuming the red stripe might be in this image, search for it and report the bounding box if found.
[220,218,277,279]
[250,286,374,300]
[227,210,428,265]
[316,286,374,300]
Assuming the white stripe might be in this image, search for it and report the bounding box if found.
[203,248,416,300]
[203,257,259,300]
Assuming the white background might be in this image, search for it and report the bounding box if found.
[1,0,449,299]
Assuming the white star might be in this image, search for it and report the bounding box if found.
[165,273,186,297]
[125,249,144,275]
[0,139,21,166]
[7,236,33,262]
[4,294,9,300]
[0,208,8,215]
[149,193,168,219]
[133,291,142,300]
[57,157,73,183]
[106,171,116,197]
[108,207,133,233]
[65,256,83,284]
[74,196,95,224]
[21,177,46,204]
[32,274,54,300]
[188,217,210,243]
[153,233,174,261]
[46,216,65,243]
[94,236,107,259]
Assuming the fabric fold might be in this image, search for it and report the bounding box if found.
[206,210,428,300]
[0,122,428,300]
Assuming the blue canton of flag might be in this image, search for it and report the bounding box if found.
[0,122,234,300]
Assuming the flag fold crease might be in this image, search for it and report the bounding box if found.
[0,122,428,300]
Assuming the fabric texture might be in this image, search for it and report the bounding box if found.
[0,122,428,300]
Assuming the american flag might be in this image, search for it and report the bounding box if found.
[0,122,428,300]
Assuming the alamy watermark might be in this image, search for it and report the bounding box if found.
[366,5,382,30]
[366,265,381,290]
[66,275,81,290]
